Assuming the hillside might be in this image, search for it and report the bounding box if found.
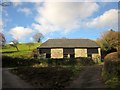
[1,43,41,57]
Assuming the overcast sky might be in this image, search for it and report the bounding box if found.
[1,0,119,43]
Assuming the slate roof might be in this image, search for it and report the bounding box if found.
[38,39,100,48]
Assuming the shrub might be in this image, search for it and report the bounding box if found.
[104,60,120,76]
[105,77,120,88]
[76,57,95,65]
[47,58,77,66]
[104,52,120,61]
[62,58,77,65]
[104,52,120,76]
[31,49,40,59]
[102,52,120,88]
[2,56,40,67]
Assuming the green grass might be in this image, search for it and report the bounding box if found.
[1,43,41,57]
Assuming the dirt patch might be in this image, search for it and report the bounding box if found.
[11,66,74,89]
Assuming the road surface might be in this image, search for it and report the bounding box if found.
[2,68,33,88]
[67,65,106,88]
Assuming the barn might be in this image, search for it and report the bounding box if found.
[37,39,101,60]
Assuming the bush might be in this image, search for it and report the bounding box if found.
[45,58,77,66]
[75,57,95,65]
[39,57,95,66]
[104,52,120,61]
[31,49,40,59]
[104,52,120,76]
[105,77,120,88]
[104,60,120,76]
[2,56,40,67]
[102,52,120,88]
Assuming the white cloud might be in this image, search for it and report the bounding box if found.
[41,2,98,27]
[13,2,22,7]
[33,2,99,34]
[30,37,33,41]
[0,19,3,26]
[9,26,33,40]
[11,0,23,7]
[17,8,32,15]
[32,18,61,34]
[10,0,92,2]
[10,0,44,2]
[11,0,23,2]
[10,0,119,2]
[85,9,118,28]
[99,0,119,2]
[0,19,3,32]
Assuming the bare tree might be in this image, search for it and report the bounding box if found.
[26,42,34,50]
[0,33,6,47]
[10,40,19,51]
[33,33,44,43]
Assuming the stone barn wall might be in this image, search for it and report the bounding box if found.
[92,48,101,63]
[51,48,63,59]
[75,48,87,58]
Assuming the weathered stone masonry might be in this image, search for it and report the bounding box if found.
[51,48,63,58]
[38,39,101,59]
[50,48,101,59]
[75,48,87,58]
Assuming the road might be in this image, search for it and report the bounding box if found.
[2,65,106,89]
[2,68,33,88]
[66,65,106,88]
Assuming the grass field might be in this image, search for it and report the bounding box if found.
[1,43,41,57]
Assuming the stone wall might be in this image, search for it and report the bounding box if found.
[98,48,101,58]
[51,48,63,59]
[92,54,100,63]
[46,48,101,59]
[92,48,101,63]
[75,48,87,58]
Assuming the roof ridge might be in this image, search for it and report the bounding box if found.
[39,38,100,48]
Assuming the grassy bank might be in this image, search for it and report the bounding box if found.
[1,43,41,57]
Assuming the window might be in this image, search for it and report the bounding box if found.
[64,54,68,58]
[40,48,51,54]
[46,54,51,58]
[88,54,92,58]
[87,48,98,54]
[70,54,74,58]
